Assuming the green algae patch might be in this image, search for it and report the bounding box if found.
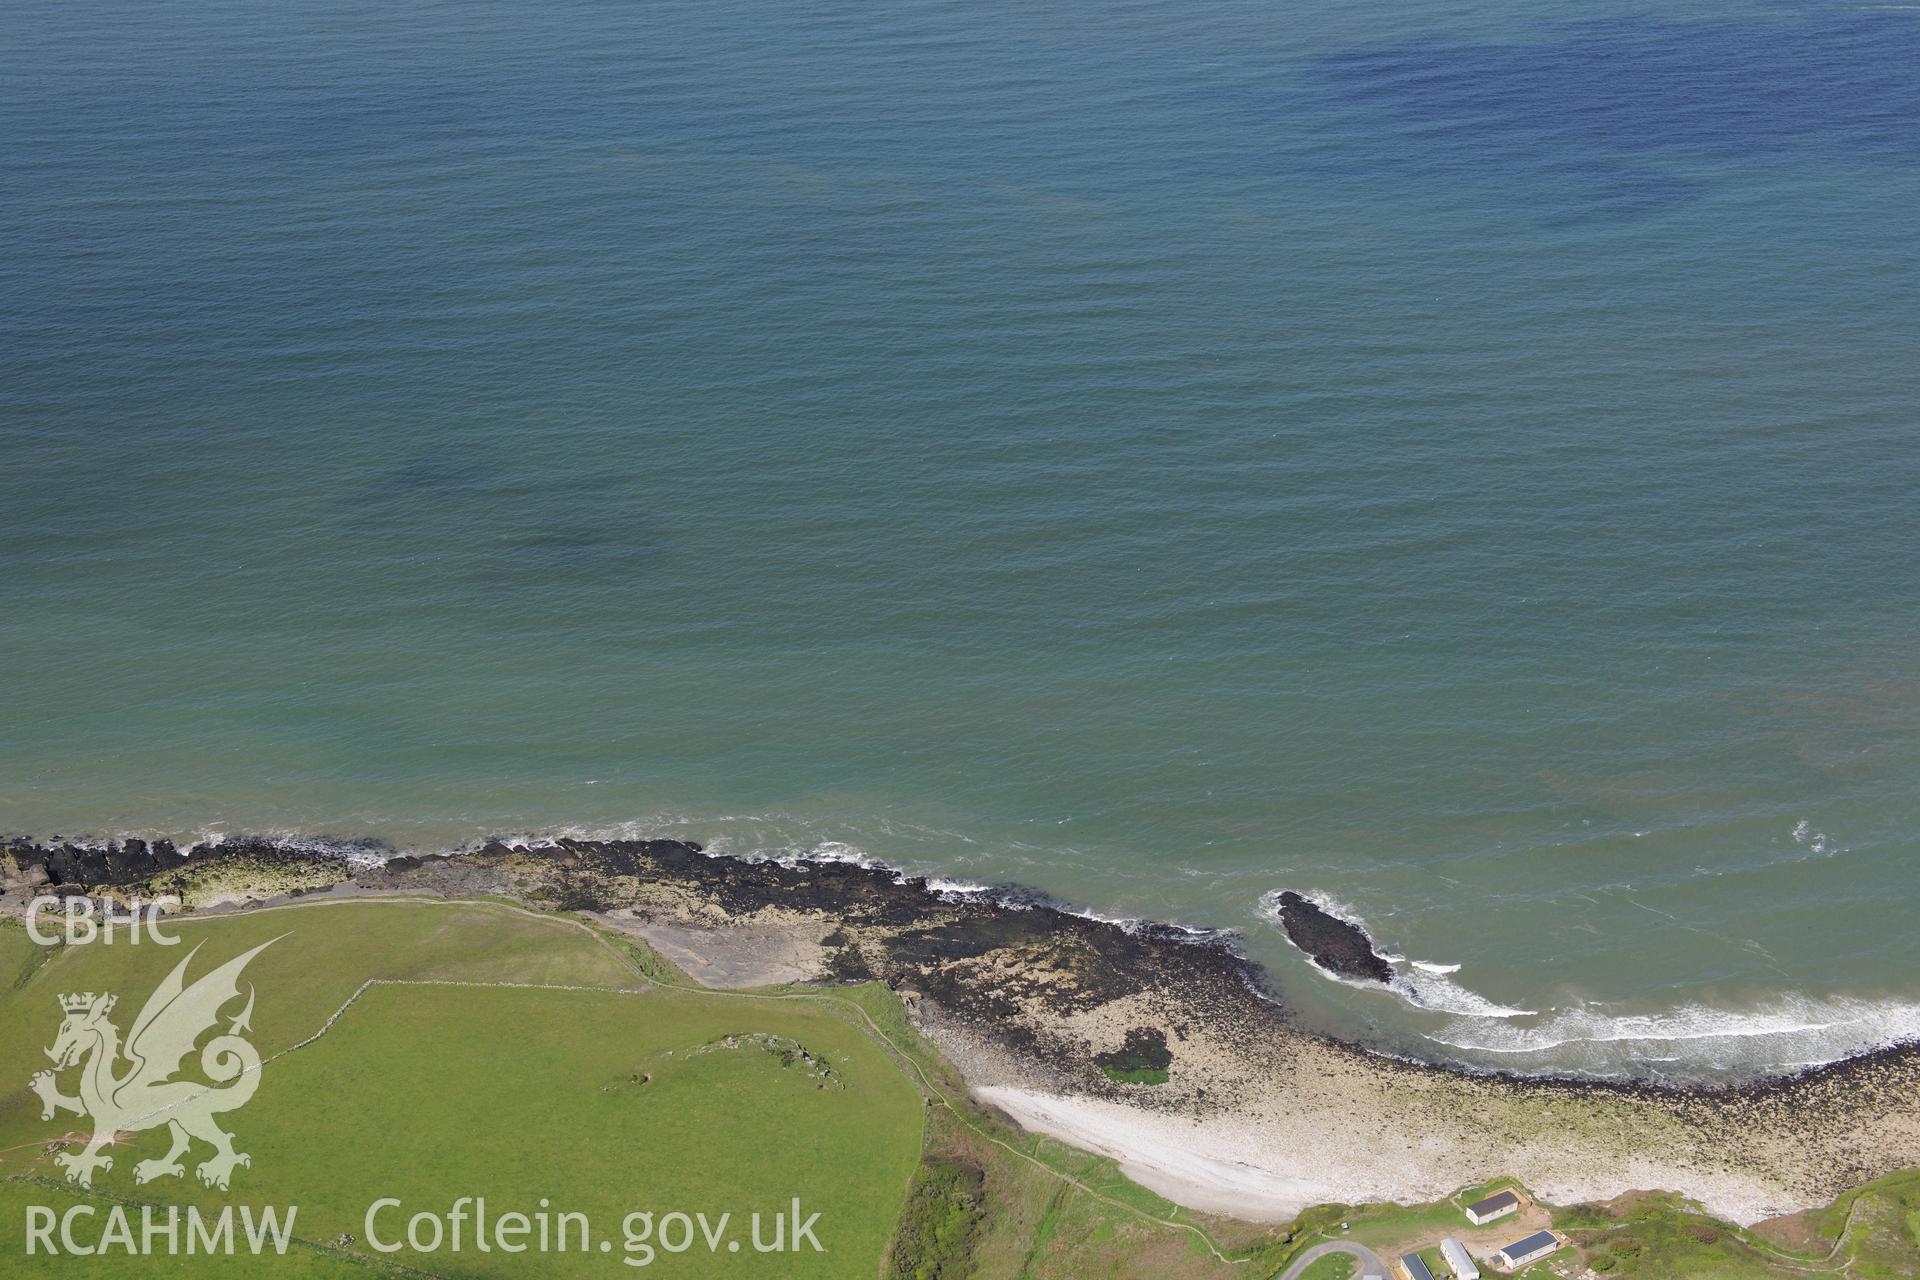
[1096,1026,1173,1086]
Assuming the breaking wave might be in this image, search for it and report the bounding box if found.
[1247,889,1920,1075]
[27,820,1920,1082]
[1424,993,1920,1078]
[1256,889,1535,1020]
[487,822,1230,939]
[1791,818,1843,858]
[23,828,400,870]
[1394,969,1536,1020]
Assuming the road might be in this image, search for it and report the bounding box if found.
[1274,1240,1392,1280]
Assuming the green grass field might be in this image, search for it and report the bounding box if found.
[5,903,1915,1278]
[0,901,1289,1278]
[0,902,924,1276]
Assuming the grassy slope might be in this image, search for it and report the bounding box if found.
[2,918,45,988]
[809,984,1292,1280]
[0,901,923,1276]
[4,902,1295,1279]
[1774,1169,1920,1278]
[6,906,1917,1278]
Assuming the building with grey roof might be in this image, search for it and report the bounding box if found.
[1493,1230,1560,1269]
[1463,1188,1521,1225]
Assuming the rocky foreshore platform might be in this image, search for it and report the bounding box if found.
[7,833,1920,1224]
[0,832,1276,1088]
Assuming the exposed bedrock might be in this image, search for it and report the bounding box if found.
[3,837,183,888]
[0,835,383,895]
[17,833,1920,1105]
[14,833,1920,1223]
[1269,890,1393,984]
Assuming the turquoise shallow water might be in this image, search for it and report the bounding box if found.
[5,0,1919,1080]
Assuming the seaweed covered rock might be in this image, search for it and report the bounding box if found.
[1270,890,1393,984]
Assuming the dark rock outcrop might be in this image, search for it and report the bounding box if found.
[2,835,377,896]
[1270,890,1393,984]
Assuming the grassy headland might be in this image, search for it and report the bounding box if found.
[4,837,1920,1276]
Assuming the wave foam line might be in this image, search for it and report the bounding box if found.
[1428,995,1920,1064]
[1256,888,1534,1020]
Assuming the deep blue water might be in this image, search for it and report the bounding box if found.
[4,0,1919,1079]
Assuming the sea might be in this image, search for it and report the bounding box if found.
[5,0,1919,1083]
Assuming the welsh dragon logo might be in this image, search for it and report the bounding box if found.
[29,937,281,1191]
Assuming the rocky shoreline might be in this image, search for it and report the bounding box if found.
[0,833,1281,1090]
[7,833,1920,1223]
[6,832,1914,1096]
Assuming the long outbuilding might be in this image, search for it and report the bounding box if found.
[1399,1253,1436,1280]
[1439,1236,1480,1280]
[1494,1230,1561,1269]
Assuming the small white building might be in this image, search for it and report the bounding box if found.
[1494,1230,1561,1270]
[1439,1236,1480,1280]
[1463,1189,1521,1226]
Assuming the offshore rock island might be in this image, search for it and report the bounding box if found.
[6,833,1920,1226]
[1265,889,1395,984]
